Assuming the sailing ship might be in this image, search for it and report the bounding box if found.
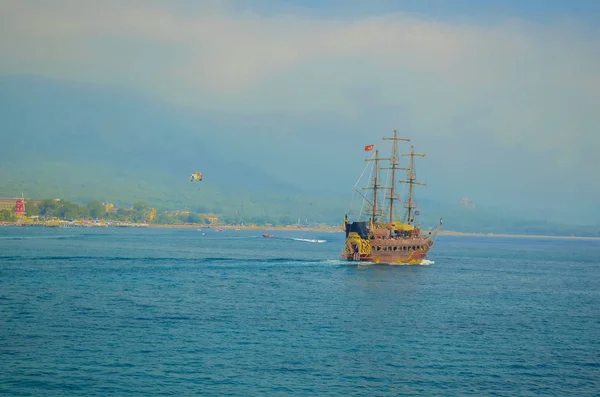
[342,130,442,265]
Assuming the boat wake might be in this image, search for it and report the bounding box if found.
[291,238,327,243]
[322,259,348,265]
[353,259,436,267]
[390,259,435,266]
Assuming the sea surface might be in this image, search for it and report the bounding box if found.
[1,227,599,396]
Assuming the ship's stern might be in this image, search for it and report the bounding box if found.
[343,220,372,261]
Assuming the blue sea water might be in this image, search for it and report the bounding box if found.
[1,227,599,396]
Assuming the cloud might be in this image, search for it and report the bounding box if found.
[1,0,599,194]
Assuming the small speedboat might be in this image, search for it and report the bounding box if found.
[262,234,275,238]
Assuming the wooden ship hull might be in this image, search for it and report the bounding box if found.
[341,220,436,264]
[341,130,442,265]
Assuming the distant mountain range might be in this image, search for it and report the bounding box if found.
[0,75,345,222]
[1,75,598,235]
[0,75,297,190]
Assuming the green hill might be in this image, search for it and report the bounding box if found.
[1,75,598,235]
[0,75,349,223]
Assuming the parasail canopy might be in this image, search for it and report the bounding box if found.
[190,172,203,182]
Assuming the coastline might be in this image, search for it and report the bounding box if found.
[152,225,600,240]
[149,224,342,232]
[1,221,598,240]
[438,230,600,240]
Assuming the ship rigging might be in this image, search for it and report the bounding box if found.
[342,130,442,265]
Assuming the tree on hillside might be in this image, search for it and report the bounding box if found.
[154,212,178,224]
[0,209,16,222]
[38,199,61,218]
[133,201,148,213]
[55,200,86,220]
[25,201,40,216]
[132,201,149,222]
[186,213,205,224]
[114,208,132,221]
[86,200,106,219]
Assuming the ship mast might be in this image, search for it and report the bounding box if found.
[363,149,391,224]
[371,150,380,223]
[401,145,426,225]
[382,130,410,224]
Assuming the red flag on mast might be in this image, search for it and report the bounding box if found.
[364,144,374,151]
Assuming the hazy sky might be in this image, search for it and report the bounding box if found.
[1,0,599,219]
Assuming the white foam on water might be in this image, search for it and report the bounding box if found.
[388,259,435,266]
[322,259,348,265]
[291,238,327,243]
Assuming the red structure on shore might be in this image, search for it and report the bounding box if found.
[15,197,25,216]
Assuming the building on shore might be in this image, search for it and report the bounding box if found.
[0,197,43,213]
[0,198,16,211]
